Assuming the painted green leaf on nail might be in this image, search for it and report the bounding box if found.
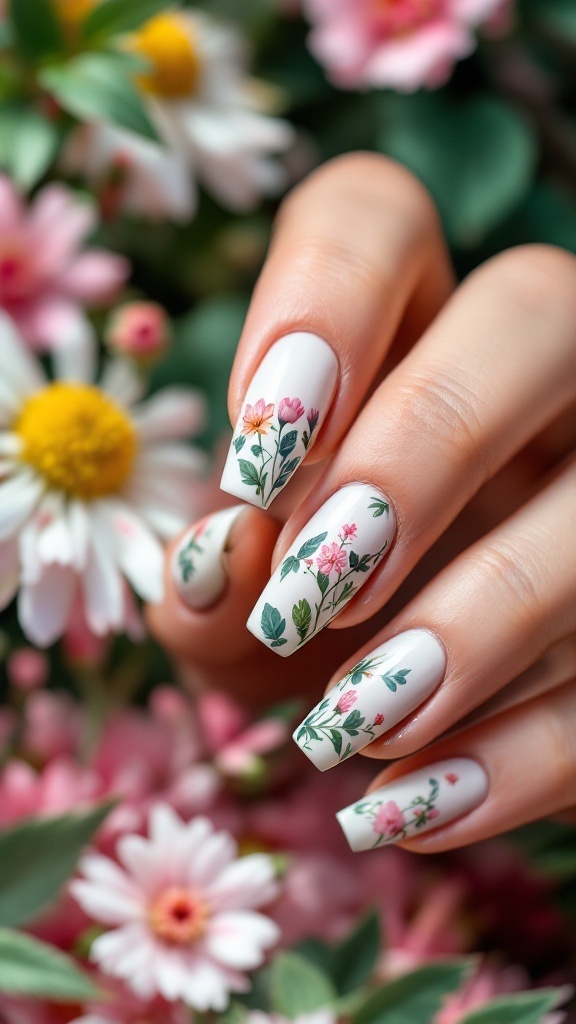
[296,532,328,560]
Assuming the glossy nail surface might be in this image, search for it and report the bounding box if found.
[172,505,245,609]
[337,758,488,852]
[294,629,445,770]
[247,484,395,657]
[220,333,338,509]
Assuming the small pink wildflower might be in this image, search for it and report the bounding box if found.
[278,397,305,424]
[340,523,357,540]
[445,772,459,785]
[373,800,405,838]
[71,805,279,1009]
[317,542,347,575]
[335,690,357,714]
[374,713,385,726]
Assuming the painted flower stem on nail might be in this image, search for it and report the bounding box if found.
[296,690,376,761]
[177,525,206,583]
[233,397,319,507]
[355,775,444,849]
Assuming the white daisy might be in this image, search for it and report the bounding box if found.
[64,9,295,222]
[0,313,206,646]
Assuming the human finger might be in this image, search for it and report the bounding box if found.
[220,153,454,509]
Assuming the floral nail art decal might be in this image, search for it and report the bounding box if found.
[172,505,245,610]
[247,484,396,657]
[176,520,208,584]
[232,396,320,507]
[293,629,445,771]
[336,758,489,853]
[220,333,338,508]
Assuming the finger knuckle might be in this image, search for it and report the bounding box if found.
[536,697,576,801]
[481,244,576,321]
[470,536,549,637]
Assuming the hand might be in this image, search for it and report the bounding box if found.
[148,153,576,854]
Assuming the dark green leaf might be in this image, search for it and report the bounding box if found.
[239,459,260,488]
[270,952,336,1018]
[40,54,159,142]
[379,93,537,248]
[349,550,359,568]
[0,928,98,1001]
[234,436,246,454]
[296,726,306,742]
[460,990,561,1024]
[0,804,112,927]
[350,671,364,685]
[383,676,397,692]
[343,710,363,732]
[280,555,300,581]
[272,638,288,648]
[261,603,286,645]
[279,429,298,458]
[251,444,263,457]
[317,572,329,595]
[331,910,380,996]
[273,457,300,491]
[297,532,328,560]
[368,498,389,518]
[329,729,342,756]
[292,599,311,641]
[81,0,173,41]
[8,0,64,60]
[356,962,471,1024]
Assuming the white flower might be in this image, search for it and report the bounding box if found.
[0,313,206,646]
[71,805,280,1009]
[64,10,295,222]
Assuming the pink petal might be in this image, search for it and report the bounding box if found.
[27,184,96,274]
[0,175,24,233]
[204,910,279,968]
[365,21,473,90]
[62,250,130,304]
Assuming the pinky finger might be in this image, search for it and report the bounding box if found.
[336,678,576,853]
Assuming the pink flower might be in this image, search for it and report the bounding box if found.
[373,800,406,838]
[335,690,357,714]
[445,772,459,785]
[303,0,507,92]
[427,808,441,820]
[316,542,347,575]
[340,523,357,540]
[242,398,275,436]
[374,713,385,726]
[0,175,128,361]
[278,396,305,424]
[6,648,49,691]
[71,805,280,1008]
[105,301,171,362]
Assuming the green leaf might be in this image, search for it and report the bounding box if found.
[0,803,112,927]
[270,952,336,1018]
[251,444,263,457]
[327,729,341,756]
[0,109,59,190]
[0,928,98,1001]
[317,572,329,595]
[261,604,286,646]
[40,54,159,142]
[273,457,300,491]
[331,910,380,996]
[460,990,561,1024]
[349,550,359,568]
[239,459,260,488]
[297,532,328,560]
[280,555,300,581]
[292,599,311,641]
[279,429,298,459]
[81,0,173,41]
[368,497,389,518]
[356,961,471,1024]
[8,0,64,60]
[233,436,246,454]
[343,710,363,733]
[383,676,397,693]
[379,93,537,248]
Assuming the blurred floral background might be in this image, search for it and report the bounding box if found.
[1,0,576,1020]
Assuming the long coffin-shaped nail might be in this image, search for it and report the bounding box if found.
[336,758,488,852]
[220,333,338,509]
[171,505,245,609]
[293,629,446,770]
[247,483,396,656]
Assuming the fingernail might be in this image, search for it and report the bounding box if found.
[336,758,488,852]
[293,629,446,770]
[247,483,396,656]
[220,333,338,509]
[171,505,245,609]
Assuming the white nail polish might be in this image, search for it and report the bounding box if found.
[247,483,396,656]
[171,505,245,609]
[294,629,445,770]
[220,333,338,509]
[336,758,488,853]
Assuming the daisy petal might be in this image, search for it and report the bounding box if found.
[204,911,280,968]
[18,562,76,647]
[132,388,206,442]
[0,538,20,609]
[0,471,43,542]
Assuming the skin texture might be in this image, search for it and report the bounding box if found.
[147,152,576,853]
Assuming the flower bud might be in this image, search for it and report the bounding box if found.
[105,302,171,363]
[7,648,49,691]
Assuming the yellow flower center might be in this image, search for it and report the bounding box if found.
[150,887,209,945]
[15,383,136,500]
[131,13,201,99]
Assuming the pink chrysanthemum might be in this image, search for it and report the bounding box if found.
[316,542,348,576]
[373,800,406,838]
[71,806,280,1009]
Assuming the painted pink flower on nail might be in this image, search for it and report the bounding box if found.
[340,523,357,540]
[373,800,405,838]
[242,398,275,436]
[335,690,357,714]
[317,542,348,575]
[445,772,459,785]
[374,713,385,726]
[278,396,305,424]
